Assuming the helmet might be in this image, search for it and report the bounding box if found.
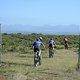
[50,38,53,40]
[39,37,43,41]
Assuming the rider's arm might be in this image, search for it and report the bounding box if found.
[43,44,45,49]
[33,46,34,49]
[41,43,45,49]
[54,42,56,46]
[33,42,35,49]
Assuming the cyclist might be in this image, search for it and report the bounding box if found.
[33,37,45,66]
[64,36,68,49]
[48,38,55,58]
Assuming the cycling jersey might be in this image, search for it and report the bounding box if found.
[49,40,54,44]
[33,40,43,49]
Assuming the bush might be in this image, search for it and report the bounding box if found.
[2,33,79,53]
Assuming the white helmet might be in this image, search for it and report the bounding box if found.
[39,37,43,40]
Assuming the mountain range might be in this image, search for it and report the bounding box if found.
[1,24,80,35]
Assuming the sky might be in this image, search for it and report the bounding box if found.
[0,0,80,33]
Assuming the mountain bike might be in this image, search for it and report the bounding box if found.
[34,50,41,67]
[64,43,68,49]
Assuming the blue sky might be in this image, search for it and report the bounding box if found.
[0,0,80,33]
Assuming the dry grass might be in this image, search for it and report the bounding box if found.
[0,48,80,80]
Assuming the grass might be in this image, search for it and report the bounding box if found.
[0,48,80,80]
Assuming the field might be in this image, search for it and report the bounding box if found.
[0,34,80,80]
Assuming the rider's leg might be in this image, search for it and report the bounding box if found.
[65,44,68,49]
[39,50,42,65]
[34,48,38,66]
[49,49,51,58]
[34,51,36,66]
[49,48,54,58]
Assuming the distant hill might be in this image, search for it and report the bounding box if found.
[1,24,80,35]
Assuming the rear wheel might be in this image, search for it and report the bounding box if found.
[34,51,40,67]
[65,43,68,49]
[49,48,54,58]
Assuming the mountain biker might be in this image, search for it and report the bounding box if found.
[33,37,45,65]
[49,38,55,49]
[48,38,55,58]
[64,36,68,49]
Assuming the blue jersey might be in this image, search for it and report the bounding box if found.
[49,40,54,44]
[33,41,43,48]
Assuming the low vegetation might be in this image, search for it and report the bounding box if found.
[0,33,79,80]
